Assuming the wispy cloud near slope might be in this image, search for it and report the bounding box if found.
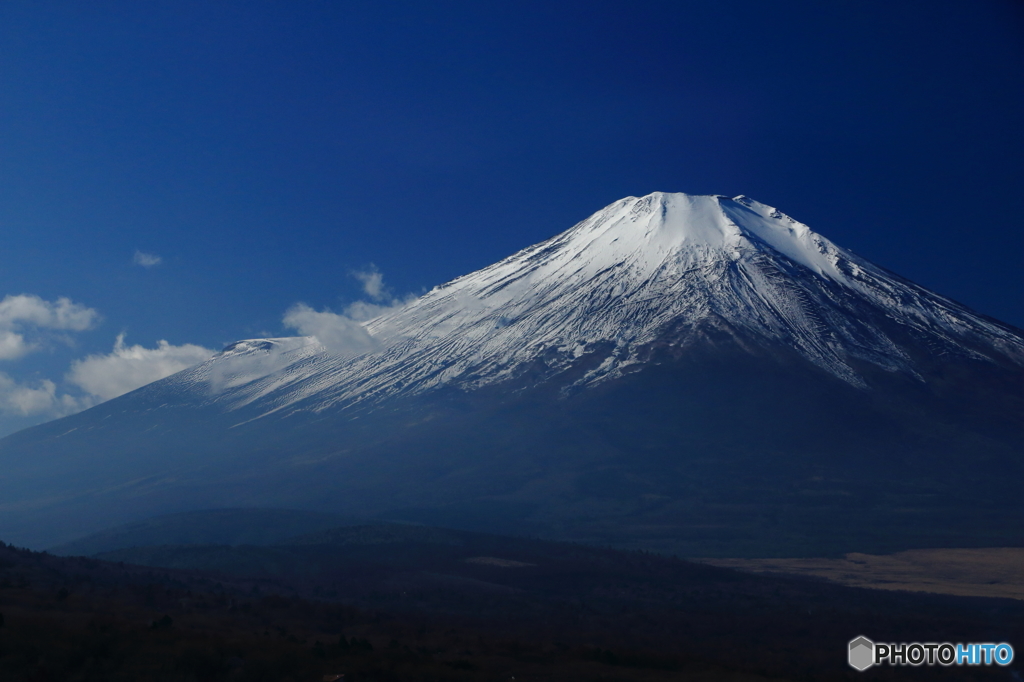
[352,264,386,300]
[67,334,215,401]
[282,304,379,356]
[282,266,415,356]
[0,293,212,431]
[0,374,80,416]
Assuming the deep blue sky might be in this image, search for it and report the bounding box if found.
[0,0,1021,434]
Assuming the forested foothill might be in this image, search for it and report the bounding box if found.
[1,527,1022,681]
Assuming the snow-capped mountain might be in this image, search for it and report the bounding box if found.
[172,192,1022,421]
[2,192,1022,554]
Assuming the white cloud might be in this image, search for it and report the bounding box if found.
[0,373,89,417]
[0,374,58,416]
[0,294,99,361]
[352,265,386,300]
[343,299,403,322]
[133,250,162,268]
[67,334,215,401]
[0,294,99,332]
[282,266,417,356]
[207,343,297,395]
[0,330,33,360]
[0,292,217,430]
[0,293,102,422]
[282,304,379,356]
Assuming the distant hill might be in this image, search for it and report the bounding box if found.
[49,508,365,556]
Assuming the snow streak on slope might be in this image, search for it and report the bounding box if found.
[168,193,1024,418]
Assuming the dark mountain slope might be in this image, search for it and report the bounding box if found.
[48,508,365,556]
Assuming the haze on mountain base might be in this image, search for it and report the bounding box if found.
[0,192,1021,556]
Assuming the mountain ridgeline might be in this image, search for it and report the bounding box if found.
[2,193,1022,554]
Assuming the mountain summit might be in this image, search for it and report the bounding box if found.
[178,192,1023,420]
[2,193,1022,553]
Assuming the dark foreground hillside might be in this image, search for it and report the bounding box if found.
[0,539,779,682]
[3,526,1023,681]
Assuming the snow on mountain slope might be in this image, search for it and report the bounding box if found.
[168,192,1024,420]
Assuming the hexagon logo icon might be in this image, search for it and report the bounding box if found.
[849,636,875,671]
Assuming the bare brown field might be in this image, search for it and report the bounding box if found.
[701,548,1024,600]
